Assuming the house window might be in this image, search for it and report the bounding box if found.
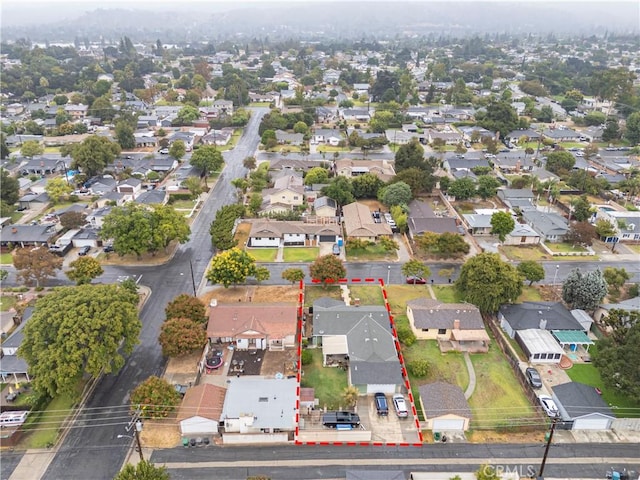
[268,237,275,240]
[259,397,268,402]
[293,196,299,200]
[438,328,447,335]
[421,328,429,332]
[533,354,540,359]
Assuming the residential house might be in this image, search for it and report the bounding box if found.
[522,210,569,243]
[0,224,57,248]
[312,299,403,394]
[493,156,536,174]
[353,83,370,95]
[497,189,536,212]
[342,202,392,242]
[312,196,337,218]
[406,298,490,353]
[261,173,305,214]
[515,329,564,364]
[177,384,226,437]
[116,178,143,199]
[457,126,495,143]
[0,307,33,383]
[212,99,234,116]
[443,157,490,174]
[19,158,66,176]
[385,129,423,145]
[407,199,459,240]
[206,303,297,351]
[315,106,337,123]
[134,136,158,148]
[90,177,117,195]
[581,126,603,142]
[201,128,233,146]
[504,129,542,144]
[137,115,158,128]
[17,192,50,210]
[593,296,640,325]
[335,159,396,183]
[428,130,463,145]
[418,382,472,432]
[543,128,581,143]
[461,212,495,236]
[170,131,196,151]
[275,130,304,146]
[269,159,326,173]
[594,208,640,243]
[504,223,541,245]
[135,189,167,205]
[311,129,343,146]
[247,220,340,247]
[220,377,297,441]
[340,109,371,122]
[322,69,341,84]
[64,104,88,119]
[552,382,614,430]
[87,206,112,228]
[71,229,100,248]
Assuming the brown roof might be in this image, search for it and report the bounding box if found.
[300,387,315,403]
[177,383,226,421]
[342,202,392,238]
[418,382,471,419]
[207,303,297,339]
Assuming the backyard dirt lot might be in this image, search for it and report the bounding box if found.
[201,285,301,306]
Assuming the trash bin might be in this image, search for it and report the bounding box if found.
[434,432,441,442]
[544,431,551,442]
[182,438,189,448]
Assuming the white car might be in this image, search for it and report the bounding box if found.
[392,394,408,418]
[538,394,559,418]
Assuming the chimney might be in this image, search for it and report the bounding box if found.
[453,319,460,330]
[12,227,17,234]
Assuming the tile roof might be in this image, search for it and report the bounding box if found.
[207,303,297,340]
[177,384,227,422]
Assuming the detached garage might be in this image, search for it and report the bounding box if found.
[418,382,471,432]
[552,382,614,430]
[178,384,226,437]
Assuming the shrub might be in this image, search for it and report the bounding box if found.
[301,349,312,365]
[408,359,430,378]
[396,324,416,347]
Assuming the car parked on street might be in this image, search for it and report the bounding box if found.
[406,276,426,284]
[538,394,559,417]
[525,367,542,389]
[392,394,408,418]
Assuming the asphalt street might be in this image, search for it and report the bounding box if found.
[38,108,268,480]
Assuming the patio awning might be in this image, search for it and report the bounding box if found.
[451,329,490,342]
[322,335,348,356]
[552,330,594,346]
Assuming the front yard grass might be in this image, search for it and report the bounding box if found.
[247,248,278,262]
[517,286,543,302]
[0,252,13,264]
[628,244,640,254]
[349,286,384,306]
[431,285,464,303]
[234,222,251,249]
[468,342,537,429]
[20,391,78,448]
[546,242,587,253]
[301,348,348,410]
[304,285,342,307]
[283,247,318,262]
[499,245,551,261]
[0,295,18,312]
[170,199,197,209]
[346,243,397,262]
[566,362,640,417]
[385,285,432,314]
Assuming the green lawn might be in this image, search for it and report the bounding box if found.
[431,285,464,303]
[170,199,197,209]
[546,242,587,253]
[566,363,640,417]
[517,286,543,302]
[21,391,78,448]
[628,244,640,254]
[385,285,432,314]
[247,248,278,262]
[0,252,13,264]
[346,243,397,262]
[468,342,537,429]
[10,211,24,223]
[317,146,349,153]
[304,285,342,307]
[349,286,384,306]
[499,245,551,261]
[0,295,18,312]
[217,131,242,152]
[283,247,318,262]
[301,348,348,410]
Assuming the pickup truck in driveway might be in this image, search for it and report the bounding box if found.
[321,411,361,428]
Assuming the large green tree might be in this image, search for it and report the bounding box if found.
[352,173,384,199]
[448,177,477,200]
[45,177,73,204]
[130,376,181,419]
[562,268,608,311]
[206,247,259,288]
[624,112,640,145]
[159,318,207,357]
[282,268,305,285]
[394,138,425,172]
[190,145,224,185]
[169,140,186,161]
[304,167,330,186]
[209,204,244,251]
[114,460,170,480]
[517,260,545,286]
[380,181,412,207]
[476,100,519,138]
[18,284,140,397]
[309,254,346,286]
[401,259,430,281]
[322,176,354,207]
[115,121,135,149]
[20,140,44,158]
[545,151,575,175]
[165,294,207,324]
[68,135,121,177]
[456,253,523,313]
[594,322,640,403]
[490,211,515,243]
[0,169,20,205]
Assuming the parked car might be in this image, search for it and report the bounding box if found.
[321,411,360,428]
[406,276,426,284]
[525,367,542,389]
[103,244,115,253]
[374,392,388,416]
[159,148,169,154]
[78,246,91,256]
[332,243,341,255]
[538,394,559,417]
[392,394,408,418]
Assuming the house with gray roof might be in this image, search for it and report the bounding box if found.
[248,220,340,248]
[497,189,536,212]
[407,199,459,239]
[220,377,297,439]
[418,382,472,431]
[498,301,585,339]
[312,196,337,218]
[543,128,581,142]
[493,155,536,174]
[593,296,640,326]
[594,208,640,243]
[0,224,57,248]
[522,210,568,243]
[135,189,167,205]
[552,382,614,430]
[275,130,304,146]
[0,307,33,383]
[312,300,403,395]
[406,298,489,352]
[504,129,542,143]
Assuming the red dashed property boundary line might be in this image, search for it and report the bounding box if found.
[294,278,424,447]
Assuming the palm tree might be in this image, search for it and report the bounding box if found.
[342,385,359,408]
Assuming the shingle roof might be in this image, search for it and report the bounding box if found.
[552,382,614,419]
[407,298,484,330]
[419,382,472,419]
[500,302,584,331]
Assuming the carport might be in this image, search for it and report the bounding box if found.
[552,330,594,353]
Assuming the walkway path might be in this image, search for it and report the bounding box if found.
[463,353,476,400]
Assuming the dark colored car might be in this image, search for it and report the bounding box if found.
[103,244,115,253]
[332,243,341,255]
[525,367,542,389]
[406,276,426,284]
[374,392,388,416]
[78,245,91,256]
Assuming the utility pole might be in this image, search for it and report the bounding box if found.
[189,259,197,296]
[121,409,144,462]
[133,420,144,462]
[538,415,558,478]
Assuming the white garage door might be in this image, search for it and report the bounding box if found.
[573,417,611,430]
[432,418,465,431]
[366,384,396,395]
